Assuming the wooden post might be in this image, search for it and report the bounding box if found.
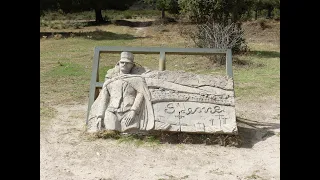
[226,49,233,78]
[86,48,100,124]
[159,51,166,71]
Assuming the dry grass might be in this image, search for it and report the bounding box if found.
[81,130,242,147]
[40,18,279,121]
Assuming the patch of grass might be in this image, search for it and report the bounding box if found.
[40,104,57,130]
[47,62,85,77]
[98,65,114,81]
[117,134,160,146]
[117,135,144,146]
[144,135,161,144]
[247,42,279,52]
[40,20,87,29]
[40,105,57,120]
[40,10,94,21]
[41,21,279,121]
[40,33,138,108]
[245,171,263,180]
[97,130,121,139]
[245,174,262,179]
[233,47,279,101]
[83,130,161,146]
[145,132,242,146]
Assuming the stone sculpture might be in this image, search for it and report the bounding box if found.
[87,51,238,134]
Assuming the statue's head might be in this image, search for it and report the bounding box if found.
[119,51,135,74]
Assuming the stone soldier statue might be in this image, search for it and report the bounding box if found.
[87,51,154,133]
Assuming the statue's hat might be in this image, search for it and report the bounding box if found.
[119,51,134,63]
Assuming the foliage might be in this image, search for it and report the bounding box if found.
[178,0,250,24]
[40,0,138,22]
[178,0,280,23]
[40,0,59,15]
[143,0,180,18]
[250,0,280,19]
[187,21,248,65]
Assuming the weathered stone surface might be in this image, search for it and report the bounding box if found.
[149,89,234,106]
[143,70,234,90]
[142,70,237,134]
[153,102,237,133]
[87,52,238,134]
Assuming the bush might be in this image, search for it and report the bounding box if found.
[273,8,280,20]
[181,21,249,65]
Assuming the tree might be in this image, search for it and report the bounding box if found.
[143,0,179,19]
[178,0,250,58]
[42,0,137,23]
[252,0,280,20]
[86,0,138,23]
[178,0,250,24]
[263,0,280,19]
[40,0,59,15]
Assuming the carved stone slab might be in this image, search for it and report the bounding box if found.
[87,68,238,135]
[142,70,238,134]
[153,102,237,134]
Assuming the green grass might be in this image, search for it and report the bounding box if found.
[117,134,160,146]
[48,62,85,77]
[93,131,161,146]
[233,47,280,101]
[40,21,280,122]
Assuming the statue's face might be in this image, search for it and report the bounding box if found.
[119,61,134,74]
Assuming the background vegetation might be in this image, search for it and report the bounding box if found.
[40,0,280,126]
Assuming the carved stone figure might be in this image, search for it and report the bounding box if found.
[87,52,154,133]
[87,51,238,134]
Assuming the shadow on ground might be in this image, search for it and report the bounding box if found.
[111,20,154,27]
[236,117,280,148]
[40,30,146,41]
[88,116,279,148]
[83,19,154,27]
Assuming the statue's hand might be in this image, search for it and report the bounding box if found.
[96,117,102,129]
[123,110,136,126]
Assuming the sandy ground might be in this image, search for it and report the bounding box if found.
[40,97,280,180]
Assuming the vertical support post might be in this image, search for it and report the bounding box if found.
[86,48,100,124]
[226,49,233,78]
[159,51,166,71]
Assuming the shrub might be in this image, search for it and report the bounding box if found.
[182,21,249,65]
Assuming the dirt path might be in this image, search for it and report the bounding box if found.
[40,99,279,180]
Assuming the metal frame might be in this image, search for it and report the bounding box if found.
[86,46,233,124]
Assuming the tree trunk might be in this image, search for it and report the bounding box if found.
[247,10,251,20]
[255,9,258,20]
[267,7,273,19]
[161,9,165,19]
[95,8,104,23]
